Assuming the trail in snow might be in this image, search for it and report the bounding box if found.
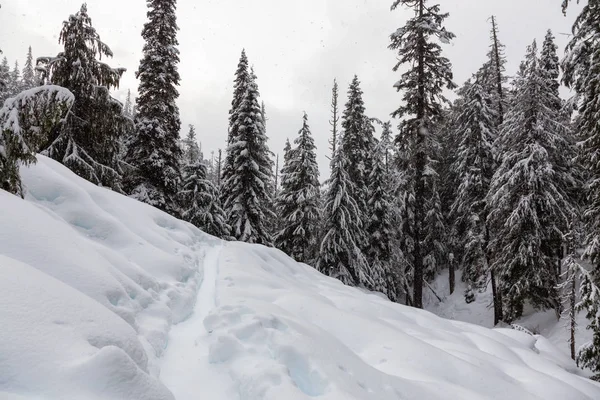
[160,242,237,400]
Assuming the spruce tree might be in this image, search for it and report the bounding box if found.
[389,0,456,308]
[123,89,133,119]
[317,138,372,287]
[0,57,10,104]
[180,160,230,239]
[227,49,250,146]
[125,0,182,214]
[275,113,321,263]
[8,61,20,98]
[576,267,600,379]
[0,86,74,196]
[563,1,600,281]
[480,16,507,125]
[449,78,496,293]
[329,79,339,162]
[487,41,576,322]
[183,124,200,164]
[221,71,274,245]
[340,75,374,234]
[38,4,129,190]
[366,139,399,300]
[22,46,36,89]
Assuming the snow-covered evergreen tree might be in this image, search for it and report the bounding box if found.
[0,86,74,196]
[389,0,456,308]
[449,78,496,292]
[21,47,36,90]
[123,89,133,119]
[478,16,508,125]
[487,41,576,322]
[329,79,339,162]
[227,50,250,146]
[38,4,129,191]
[125,0,182,214]
[576,267,600,379]
[274,113,321,264]
[180,160,230,239]
[183,124,200,164]
[7,62,20,98]
[563,1,600,281]
[221,70,274,245]
[366,139,399,300]
[340,75,374,236]
[541,30,561,112]
[317,138,372,287]
[0,57,11,105]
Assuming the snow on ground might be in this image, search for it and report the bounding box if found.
[426,268,594,375]
[1,156,600,399]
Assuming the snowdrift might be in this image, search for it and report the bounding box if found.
[1,156,600,400]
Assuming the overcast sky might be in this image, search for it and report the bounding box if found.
[0,0,583,176]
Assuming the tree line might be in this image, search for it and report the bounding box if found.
[1,0,600,378]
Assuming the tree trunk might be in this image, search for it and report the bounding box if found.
[449,255,455,295]
[569,268,576,360]
[491,269,503,325]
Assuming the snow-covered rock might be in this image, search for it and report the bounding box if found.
[1,156,600,399]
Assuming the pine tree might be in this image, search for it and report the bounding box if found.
[479,16,507,125]
[125,0,182,214]
[563,1,600,281]
[275,113,321,263]
[329,79,339,162]
[21,46,36,89]
[183,124,200,164]
[366,139,399,300]
[38,4,129,190]
[317,139,372,287]
[0,57,10,105]
[221,70,274,245]
[1,86,74,196]
[8,61,20,98]
[340,75,374,235]
[576,267,600,379]
[487,41,576,322]
[227,49,250,146]
[180,160,230,239]
[123,89,133,118]
[389,0,456,308]
[541,30,561,112]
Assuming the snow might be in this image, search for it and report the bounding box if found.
[1,156,600,399]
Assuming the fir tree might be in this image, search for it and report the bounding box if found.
[340,75,374,234]
[449,78,496,293]
[125,0,182,214]
[541,30,561,111]
[22,46,36,89]
[0,86,74,196]
[389,0,456,308]
[317,138,372,287]
[0,57,10,104]
[366,139,399,300]
[38,4,129,190]
[329,79,339,162]
[576,267,600,379]
[479,16,508,125]
[221,70,274,245]
[227,49,250,146]
[563,1,600,281]
[275,113,321,263]
[8,61,20,98]
[487,41,576,322]
[180,160,230,239]
[183,124,200,164]
[123,89,133,118]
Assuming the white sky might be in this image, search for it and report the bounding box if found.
[0,0,583,176]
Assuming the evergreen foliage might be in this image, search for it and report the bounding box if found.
[221,70,274,245]
[125,0,182,214]
[21,47,36,89]
[275,113,321,263]
[317,139,372,287]
[389,0,456,308]
[487,41,576,322]
[0,86,74,196]
[38,4,129,191]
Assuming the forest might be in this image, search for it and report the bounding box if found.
[1,0,600,379]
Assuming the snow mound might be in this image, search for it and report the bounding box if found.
[1,156,600,400]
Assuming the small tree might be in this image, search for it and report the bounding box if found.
[577,267,600,379]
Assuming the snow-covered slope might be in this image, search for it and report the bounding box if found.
[2,156,600,400]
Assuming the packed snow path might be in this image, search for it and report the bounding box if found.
[160,243,237,400]
[2,157,600,399]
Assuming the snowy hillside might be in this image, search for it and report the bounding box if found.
[2,157,600,400]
